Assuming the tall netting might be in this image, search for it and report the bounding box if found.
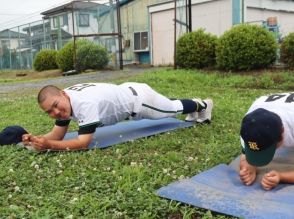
[175,0,189,39]
[0,0,122,70]
[174,0,190,67]
[72,0,121,69]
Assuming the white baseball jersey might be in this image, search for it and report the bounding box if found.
[244,92,294,148]
[61,82,183,134]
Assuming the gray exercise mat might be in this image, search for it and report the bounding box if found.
[157,147,294,219]
[63,118,195,149]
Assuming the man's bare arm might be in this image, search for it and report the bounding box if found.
[30,133,93,151]
[43,125,69,140]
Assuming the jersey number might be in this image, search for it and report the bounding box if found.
[265,93,294,103]
[67,83,96,91]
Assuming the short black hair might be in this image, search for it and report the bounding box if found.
[38,85,61,104]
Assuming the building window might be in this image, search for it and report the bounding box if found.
[79,14,89,27]
[134,31,148,51]
[53,14,68,28]
[63,14,68,26]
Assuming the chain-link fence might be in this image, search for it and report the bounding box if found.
[0,0,122,70]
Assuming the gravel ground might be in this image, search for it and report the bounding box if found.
[0,66,155,96]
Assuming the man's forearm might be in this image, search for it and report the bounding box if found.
[279,171,294,183]
[46,139,88,151]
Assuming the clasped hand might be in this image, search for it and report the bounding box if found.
[22,134,49,151]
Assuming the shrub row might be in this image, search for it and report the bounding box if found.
[33,39,109,72]
[176,24,294,71]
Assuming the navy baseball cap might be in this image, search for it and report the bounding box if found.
[240,108,283,167]
[0,126,28,146]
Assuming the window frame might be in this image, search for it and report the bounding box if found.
[133,31,149,52]
[79,13,90,27]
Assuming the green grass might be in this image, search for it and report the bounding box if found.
[0,68,293,218]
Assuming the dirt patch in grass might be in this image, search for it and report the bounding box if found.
[0,69,63,80]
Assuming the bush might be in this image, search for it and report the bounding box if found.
[216,24,278,71]
[280,32,294,68]
[56,41,74,72]
[33,49,58,71]
[176,29,217,69]
[76,40,109,71]
[56,39,109,72]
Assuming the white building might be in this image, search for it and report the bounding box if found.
[148,0,294,66]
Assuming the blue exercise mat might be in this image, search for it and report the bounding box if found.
[63,118,194,149]
[157,147,294,219]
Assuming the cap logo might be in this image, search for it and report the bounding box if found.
[248,141,260,151]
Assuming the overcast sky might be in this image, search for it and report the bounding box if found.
[0,0,71,31]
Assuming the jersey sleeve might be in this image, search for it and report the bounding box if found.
[55,119,71,126]
[76,101,103,135]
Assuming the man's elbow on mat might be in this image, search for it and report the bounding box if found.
[77,134,93,149]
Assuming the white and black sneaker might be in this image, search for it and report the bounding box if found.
[197,99,213,123]
[185,98,203,122]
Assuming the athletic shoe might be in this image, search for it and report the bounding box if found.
[197,99,213,123]
[184,98,203,122]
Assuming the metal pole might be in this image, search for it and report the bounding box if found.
[188,0,192,32]
[8,29,12,69]
[43,19,46,49]
[116,0,123,70]
[174,0,177,69]
[29,23,33,68]
[18,26,22,69]
[72,2,77,71]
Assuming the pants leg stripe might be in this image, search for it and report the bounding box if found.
[142,103,183,114]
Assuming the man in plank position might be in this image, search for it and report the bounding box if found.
[240,92,294,190]
[23,82,213,151]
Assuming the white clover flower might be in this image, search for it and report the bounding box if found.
[14,186,20,192]
[57,170,63,174]
[139,163,143,167]
[115,211,123,217]
[106,167,111,171]
[112,170,116,174]
[82,182,86,187]
[184,165,189,170]
[30,161,36,167]
[93,167,97,171]
[8,194,12,199]
[172,175,177,179]
[172,170,176,174]
[115,149,120,154]
[147,163,152,167]
[163,168,168,173]
[130,162,137,167]
[65,215,73,219]
[74,187,79,191]
[8,168,14,173]
[154,152,158,156]
[137,187,142,192]
[187,157,194,161]
[178,175,185,180]
[70,197,78,203]
[34,164,39,170]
